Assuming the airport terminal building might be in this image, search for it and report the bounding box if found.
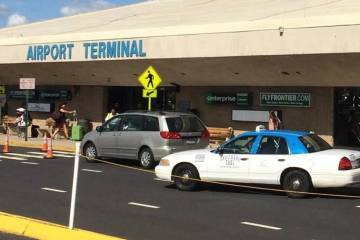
[1,0,360,145]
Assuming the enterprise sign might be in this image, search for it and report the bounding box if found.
[26,39,146,61]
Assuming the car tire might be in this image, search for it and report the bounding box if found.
[282,170,312,199]
[139,147,155,169]
[84,142,98,163]
[173,164,200,191]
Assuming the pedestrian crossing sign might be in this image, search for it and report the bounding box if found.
[142,89,157,98]
[138,66,162,90]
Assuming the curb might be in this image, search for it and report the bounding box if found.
[0,140,76,153]
[0,212,125,240]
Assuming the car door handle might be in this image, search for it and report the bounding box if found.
[240,158,249,161]
[277,158,286,162]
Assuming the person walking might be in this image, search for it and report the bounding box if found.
[51,102,75,139]
[268,111,282,130]
[15,108,27,138]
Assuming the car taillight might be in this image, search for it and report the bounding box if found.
[338,157,352,170]
[160,131,181,139]
[201,129,210,138]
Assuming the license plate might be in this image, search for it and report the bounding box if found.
[186,139,197,144]
[353,159,360,169]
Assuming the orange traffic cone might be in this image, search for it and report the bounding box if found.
[44,137,55,159]
[41,135,48,152]
[2,130,10,153]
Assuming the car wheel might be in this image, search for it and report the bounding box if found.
[84,142,98,163]
[139,148,155,169]
[173,164,200,191]
[282,170,312,199]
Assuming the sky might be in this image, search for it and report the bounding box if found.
[0,0,146,28]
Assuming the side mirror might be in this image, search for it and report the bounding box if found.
[96,126,103,132]
[217,146,224,155]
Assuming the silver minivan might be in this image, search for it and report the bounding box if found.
[80,111,209,168]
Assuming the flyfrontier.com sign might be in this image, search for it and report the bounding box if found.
[260,93,311,107]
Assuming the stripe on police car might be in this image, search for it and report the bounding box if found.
[128,202,160,209]
[41,188,67,193]
[82,169,103,173]
[241,222,282,230]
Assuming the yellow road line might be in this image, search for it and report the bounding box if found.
[0,211,125,240]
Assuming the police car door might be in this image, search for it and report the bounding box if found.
[207,135,257,182]
[249,135,290,184]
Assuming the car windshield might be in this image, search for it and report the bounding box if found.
[166,116,205,132]
[299,134,332,153]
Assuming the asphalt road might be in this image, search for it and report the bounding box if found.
[0,233,34,240]
[1,146,360,240]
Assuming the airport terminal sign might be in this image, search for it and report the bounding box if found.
[26,39,146,61]
[260,93,311,107]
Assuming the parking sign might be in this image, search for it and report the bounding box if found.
[20,78,36,90]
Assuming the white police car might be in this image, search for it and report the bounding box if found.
[155,130,360,198]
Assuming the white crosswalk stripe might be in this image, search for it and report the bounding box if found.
[0,155,27,161]
[27,152,74,158]
[1,151,75,162]
[21,162,39,165]
[3,153,43,159]
[53,151,75,155]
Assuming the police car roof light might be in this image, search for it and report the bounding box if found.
[256,125,266,132]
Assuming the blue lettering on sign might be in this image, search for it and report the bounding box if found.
[107,42,116,58]
[90,43,98,59]
[83,43,91,59]
[26,44,75,61]
[26,39,146,61]
[121,41,130,58]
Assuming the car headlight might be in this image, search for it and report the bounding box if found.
[159,159,170,166]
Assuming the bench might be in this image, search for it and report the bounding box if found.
[207,127,234,147]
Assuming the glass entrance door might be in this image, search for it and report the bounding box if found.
[334,88,360,146]
[107,86,176,113]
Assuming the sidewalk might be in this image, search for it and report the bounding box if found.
[0,134,76,152]
[0,211,124,240]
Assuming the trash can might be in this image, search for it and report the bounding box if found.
[78,119,92,134]
[71,124,84,141]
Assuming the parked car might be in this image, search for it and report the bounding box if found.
[81,111,209,168]
[155,129,360,198]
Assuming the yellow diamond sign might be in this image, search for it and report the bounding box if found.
[138,66,162,90]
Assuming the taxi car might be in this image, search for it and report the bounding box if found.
[155,129,360,198]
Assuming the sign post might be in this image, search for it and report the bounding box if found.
[20,78,36,141]
[138,66,162,111]
[0,86,6,125]
[0,94,6,126]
